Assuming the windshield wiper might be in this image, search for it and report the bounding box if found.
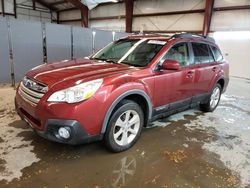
[105,59,118,64]
[120,61,142,67]
[91,57,118,64]
[90,57,104,61]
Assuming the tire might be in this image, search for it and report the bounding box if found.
[200,83,222,112]
[104,99,144,152]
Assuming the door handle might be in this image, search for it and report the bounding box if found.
[187,70,195,74]
[186,70,194,78]
[212,67,217,72]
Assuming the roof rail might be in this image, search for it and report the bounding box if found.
[171,33,215,43]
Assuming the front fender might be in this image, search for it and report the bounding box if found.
[94,83,153,134]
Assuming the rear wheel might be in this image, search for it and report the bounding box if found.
[104,100,144,152]
[200,83,222,112]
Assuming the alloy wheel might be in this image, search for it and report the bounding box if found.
[210,86,220,109]
[113,110,140,146]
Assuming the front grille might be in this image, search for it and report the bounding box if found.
[18,78,48,106]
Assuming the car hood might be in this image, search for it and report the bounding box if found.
[26,59,137,87]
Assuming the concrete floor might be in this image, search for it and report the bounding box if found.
[0,77,249,188]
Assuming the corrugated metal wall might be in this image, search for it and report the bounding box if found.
[10,18,44,81]
[0,17,11,83]
[59,0,250,32]
[0,16,129,83]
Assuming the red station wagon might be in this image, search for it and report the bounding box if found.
[15,33,229,152]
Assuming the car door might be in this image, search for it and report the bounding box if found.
[190,42,219,98]
[153,41,195,111]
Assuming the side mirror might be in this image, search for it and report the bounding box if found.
[162,59,181,70]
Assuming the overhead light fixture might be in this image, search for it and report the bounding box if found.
[81,0,120,9]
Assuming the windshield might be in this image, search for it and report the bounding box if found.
[91,39,166,67]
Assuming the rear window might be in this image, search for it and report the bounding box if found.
[192,43,214,64]
[211,45,224,62]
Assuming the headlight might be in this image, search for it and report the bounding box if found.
[47,79,103,103]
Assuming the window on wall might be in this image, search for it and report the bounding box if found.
[160,42,190,66]
[210,45,224,62]
[192,43,214,64]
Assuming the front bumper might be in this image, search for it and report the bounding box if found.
[15,89,104,145]
[16,105,103,145]
[36,119,103,145]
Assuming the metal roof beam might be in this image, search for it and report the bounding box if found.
[34,0,57,11]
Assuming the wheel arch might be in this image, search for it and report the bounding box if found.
[217,77,225,91]
[101,89,153,134]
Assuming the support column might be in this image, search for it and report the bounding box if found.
[125,0,134,33]
[202,0,214,36]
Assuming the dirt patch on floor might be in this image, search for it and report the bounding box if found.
[184,95,250,187]
[0,86,40,182]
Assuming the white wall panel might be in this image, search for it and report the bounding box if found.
[90,19,125,31]
[134,0,205,14]
[16,7,51,23]
[60,10,81,20]
[41,17,50,22]
[213,32,250,79]
[16,7,27,14]
[5,0,14,13]
[17,14,29,20]
[90,3,125,17]
[17,0,47,9]
[132,13,203,31]
[214,0,250,7]
[63,21,81,27]
[29,10,41,16]
[211,10,250,31]
[41,12,51,18]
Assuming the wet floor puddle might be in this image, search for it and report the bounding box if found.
[0,94,249,188]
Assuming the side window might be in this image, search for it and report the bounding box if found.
[211,45,224,62]
[192,43,214,64]
[160,42,190,66]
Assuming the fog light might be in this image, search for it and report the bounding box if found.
[58,127,70,139]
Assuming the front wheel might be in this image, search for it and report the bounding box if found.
[104,100,144,152]
[200,84,222,112]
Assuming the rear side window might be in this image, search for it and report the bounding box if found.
[192,43,214,64]
[211,45,224,62]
